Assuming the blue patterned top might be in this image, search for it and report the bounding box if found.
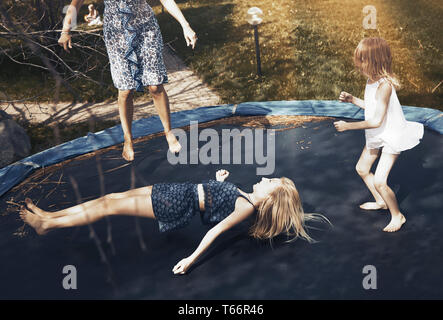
[151,180,254,233]
[201,180,253,225]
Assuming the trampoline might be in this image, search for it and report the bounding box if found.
[0,100,442,299]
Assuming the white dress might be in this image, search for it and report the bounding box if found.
[364,78,424,153]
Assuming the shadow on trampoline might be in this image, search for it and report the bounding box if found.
[0,115,442,299]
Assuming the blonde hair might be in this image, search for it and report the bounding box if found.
[249,177,329,243]
[354,37,401,89]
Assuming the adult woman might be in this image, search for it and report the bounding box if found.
[20,170,327,274]
[59,0,197,160]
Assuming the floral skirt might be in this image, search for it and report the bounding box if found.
[103,0,168,92]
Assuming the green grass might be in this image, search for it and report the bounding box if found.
[153,0,442,109]
[1,0,441,107]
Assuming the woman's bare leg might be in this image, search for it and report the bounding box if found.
[118,89,135,161]
[20,187,154,235]
[355,146,388,210]
[373,152,406,232]
[148,85,181,153]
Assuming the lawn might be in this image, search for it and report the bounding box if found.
[154,0,442,109]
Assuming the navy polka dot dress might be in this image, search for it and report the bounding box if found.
[151,180,254,232]
[103,0,168,92]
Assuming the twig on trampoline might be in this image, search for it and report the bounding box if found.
[95,153,116,256]
[131,164,147,252]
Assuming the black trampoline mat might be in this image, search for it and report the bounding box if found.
[0,117,442,299]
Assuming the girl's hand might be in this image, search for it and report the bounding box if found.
[173,257,194,275]
[339,91,353,103]
[183,25,197,49]
[58,33,72,53]
[216,169,229,182]
[334,120,349,132]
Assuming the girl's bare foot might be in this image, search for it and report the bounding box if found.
[25,198,47,217]
[122,139,134,161]
[25,198,64,218]
[360,202,388,210]
[383,213,406,232]
[19,207,48,235]
[166,131,181,153]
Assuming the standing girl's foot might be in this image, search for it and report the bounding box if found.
[383,213,406,232]
[166,131,181,154]
[360,202,387,210]
[122,139,134,161]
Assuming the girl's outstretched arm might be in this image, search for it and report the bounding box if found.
[335,82,392,131]
[159,0,197,49]
[172,199,255,274]
[339,91,365,109]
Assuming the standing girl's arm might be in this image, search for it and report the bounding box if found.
[339,91,365,109]
[159,0,197,49]
[172,200,255,274]
[335,82,392,131]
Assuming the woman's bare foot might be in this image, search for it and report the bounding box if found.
[165,131,181,153]
[383,213,406,232]
[19,207,48,235]
[122,139,134,161]
[360,202,388,210]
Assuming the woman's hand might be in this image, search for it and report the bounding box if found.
[216,169,229,182]
[172,257,194,275]
[58,33,72,53]
[334,120,349,132]
[183,24,197,49]
[339,91,353,103]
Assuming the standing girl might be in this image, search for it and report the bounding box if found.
[334,37,423,232]
[59,0,197,160]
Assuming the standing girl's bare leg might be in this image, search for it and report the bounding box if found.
[118,89,135,161]
[20,187,155,235]
[355,146,388,210]
[148,84,181,153]
[373,152,406,232]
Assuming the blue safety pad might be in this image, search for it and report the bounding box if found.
[236,100,443,133]
[1,100,441,197]
[0,104,234,197]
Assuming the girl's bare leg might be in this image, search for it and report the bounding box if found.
[25,187,152,218]
[118,89,135,161]
[355,146,388,210]
[20,187,155,235]
[373,152,406,232]
[148,85,181,153]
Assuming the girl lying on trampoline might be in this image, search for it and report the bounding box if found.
[20,170,327,274]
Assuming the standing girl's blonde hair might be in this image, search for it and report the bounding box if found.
[354,37,401,88]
